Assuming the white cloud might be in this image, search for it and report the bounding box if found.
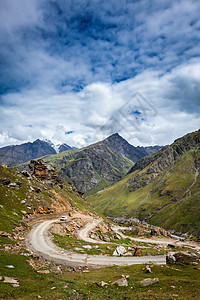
[0,0,200,148]
[0,59,199,148]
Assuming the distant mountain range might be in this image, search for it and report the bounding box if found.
[0,139,75,166]
[87,129,200,237]
[10,133,160,195]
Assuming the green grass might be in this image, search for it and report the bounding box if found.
[52,230,170,257]
[1,162,200,299]
[87,147,200,237]
[1,250,200,299]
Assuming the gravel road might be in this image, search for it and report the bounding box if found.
[28,219,166,267]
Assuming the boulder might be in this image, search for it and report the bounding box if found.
[82,245,92,250]
[145,265,152,273]
[100,234,110,242]
[2,277,19,284]
[167,251,200,265]
[166,253,176,264]
[134,247,142,256]
[98,224,108,234]
[22,170,31,177]
[113,246,126,256]
[0,231,10,237]
[29,159,62,185]
[99,281,108,287]
[0,178,11,185]
[112,277,128,287]
[140,278,159,287]
[8,183,19,190]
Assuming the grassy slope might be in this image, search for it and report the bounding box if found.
[1,167,200,299]
[0,165,92,232]
[87,147,200,236]
[1,250,200,299]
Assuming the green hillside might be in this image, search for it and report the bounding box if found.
[87,130,200,237]
[0,164,92,233]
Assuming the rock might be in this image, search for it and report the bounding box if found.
[98,224,108,233]
[0,231,10,237]
[44,180,53,187]
[21,200,26,204]
[37,270,50,274]
[3,277,19,284]
[100,235,110,242]
[112,277,128,287]
[74,247,83,251]
[13,284,20,287]
[6,265,14,268]
[8,183,19,190]
[174,251,200,265]
[93,245,99,249]
[134,247,142,256]
[22,170,31,177]
[167,251,200,265]
[0,178,11,185]
[99,281,108,287]
[115,234,121,240]
[151,227,170,237]
[113,246,126,256]
[29,159,62,185]
[82,245,92,250]
[140,278,159,287]
[30,186,41,193]
[168,244,176,248]
[12,212,18,216]
[15,180,22,186]
[121,275,130,279]
[145,265,152,273]
[123,252,133,256]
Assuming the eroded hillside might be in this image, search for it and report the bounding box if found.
[87,130,200,237]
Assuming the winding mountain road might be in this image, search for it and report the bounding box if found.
[27,219,166,267]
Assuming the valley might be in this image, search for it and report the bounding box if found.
[0,130,200,299]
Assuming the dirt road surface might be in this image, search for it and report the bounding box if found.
[28,219,166,267]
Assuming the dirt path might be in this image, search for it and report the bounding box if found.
[27,219,166,268]
[112,226,200,251]
[77,218,105,243]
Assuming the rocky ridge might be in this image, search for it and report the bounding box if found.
[47,133,160,194]
[0,139,74,167]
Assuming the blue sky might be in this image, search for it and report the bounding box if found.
[0,0,200,147]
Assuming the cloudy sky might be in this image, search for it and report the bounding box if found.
[0,0,200,148]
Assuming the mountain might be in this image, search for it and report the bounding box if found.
[58,143,76,153]
[87,129,200,237]
[40,133,160,195]
[0,139,74,167]
[0,139,57,167]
